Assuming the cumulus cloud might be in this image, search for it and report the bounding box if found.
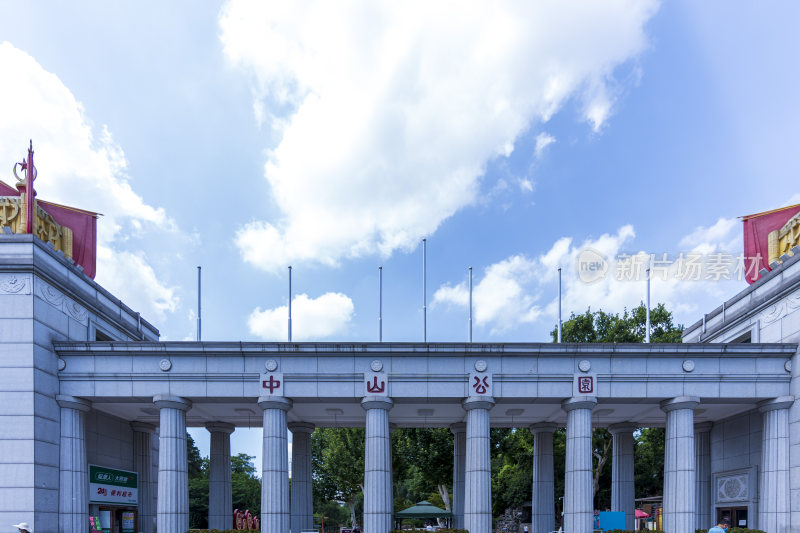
[220,0,659,271]
[534,132,557,158]
[0,42,179,321]
[434,221,747,337]
[247,292,354,340]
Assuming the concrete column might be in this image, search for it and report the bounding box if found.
[789,349,800,531]
[206,422,235,530]
[562,397,597,533]
[259,397,292,533]
[661,396,698,533]
[362,396,393,533]
[450,422,467,530]
[154,394,192,533]
[463,397,494,533]
[289,422,315,533]
[609,423,636,531]
[131,422,156,533]
[530,423,557,533]
[57,395,91,533]
[694,422,713,531]
[759,396,793,533]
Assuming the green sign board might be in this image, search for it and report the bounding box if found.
[89,464,138,505]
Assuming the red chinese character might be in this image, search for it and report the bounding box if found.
[262,375,281,393]
[366,376,385,393]
[578,376,593,393]
[473,375,489,394]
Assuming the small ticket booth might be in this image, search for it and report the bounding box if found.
[88,465,139,533]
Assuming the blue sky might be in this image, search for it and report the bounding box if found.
[2,0,799,467]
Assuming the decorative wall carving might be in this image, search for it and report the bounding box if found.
[0,274,31,294]
[715,472,750,503]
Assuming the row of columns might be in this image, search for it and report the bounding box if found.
[55,392,794,533]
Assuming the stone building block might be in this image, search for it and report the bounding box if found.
[609,381,646,398]
[96,356,133,373]
[207,380,245,397]
[317,380,356,398]
[168,356,207,374]
[317,356,355,374]
[500,357,536,375]
[0,319,33,342]
[33,417,59,444]
[760,321,782,342]
[0,416,34,439]
[500,381,537,398]
[67,317,88,340]
[206,356,244,374]
[428,356,464,375]
[720,357,757,374]
[0,294,33,318]
[0,368,33,391]
[168,380,206,397]
[537,356,572,374]
[32,300,69,335]
[0,488,34,511]
[388,356,426,375]
[33,392,60,421]
[720,381,755,398]
[610,357,646,375]
[95,380,133,397]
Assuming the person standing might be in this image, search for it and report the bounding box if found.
[708,518,730,532]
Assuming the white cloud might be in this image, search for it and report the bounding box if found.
[0,42,179,321]
[434,221,748,337]
[534,132,556,158]
[677,217,739,255]
[220,0,659,271]
[248,292,354,340]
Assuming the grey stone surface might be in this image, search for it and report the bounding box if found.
[132,422,156,533]
[609,423,636,531]
[155,394,191,533]
[362,396,393,533]
[260,396,291,533]
[661,396,698,533]
[451,422,466,530]
[57,395,90,533]
[207,422,235,531]
[463,397,494,533]
[562,398,596,533]
[694,422,712,530]
[758,396,793,533]
[289,422,315,533]
[530,423,556,533]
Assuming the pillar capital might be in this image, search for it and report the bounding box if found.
[462,396,495,411]
[758,395,794,413]
[56,394,91,412]
[694,421,713,433]
[450,422,466,434]
[205,421,235,434]
[660,395,700,413]
[561,396,597,412]
[530,422,558,434]
[361,395,393,411]
[608,422,638,434]
[153,394,191,411]
[288,421,316,433]
[130,421,156,434]
[258,396,292,411]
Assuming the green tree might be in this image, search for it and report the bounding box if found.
[187,433,209,529]
[232,453,261,516]
[312,427,365,527]
[393,428,454,511]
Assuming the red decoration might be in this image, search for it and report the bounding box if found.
[742,204,800,283]
[366,375,385,393]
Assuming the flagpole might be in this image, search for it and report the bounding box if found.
[378,266,383,342]
[645,258,651,343]
[197,266,201,341]
[468,266,473,343]
[422,238,427,343]
[288,266,292,342]
[557,267,562,343]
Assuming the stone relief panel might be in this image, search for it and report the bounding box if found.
[0,273,31,294]
[35,278,89,325]
[714,469,754,504]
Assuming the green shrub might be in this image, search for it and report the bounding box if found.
[390,530,468,533]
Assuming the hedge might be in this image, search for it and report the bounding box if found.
[391,530,468,533]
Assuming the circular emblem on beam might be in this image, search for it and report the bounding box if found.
[57,358,66,371]
[370,359,383,372]
[159,359,172,372]
[265,359,279,372]
[786,359,793,373]
[578,360,591,373]
[682,360,695,372]
[474,360,487,372]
